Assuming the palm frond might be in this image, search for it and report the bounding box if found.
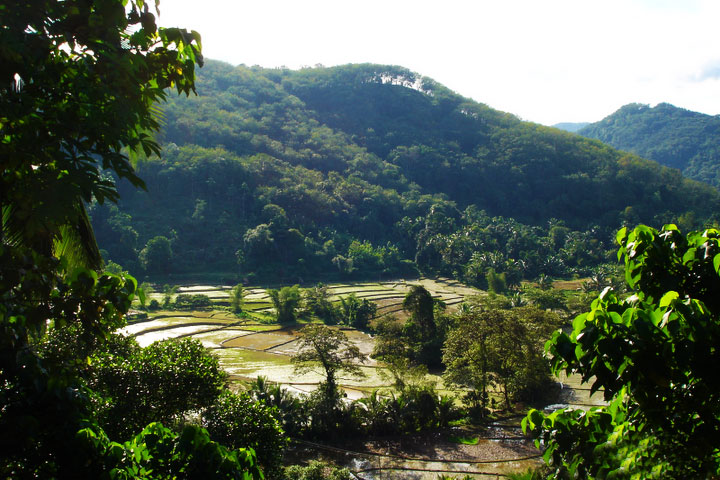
[53,201,103,271]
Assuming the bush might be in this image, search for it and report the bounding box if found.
[356,385,460,436]
[302,283,338,324]
[203,391,288,478]
[174,293,212,310]
[90,337,226,439]
[77,423,261,479]
[338,294,377,330]
[301,384,361,439]
[283,461,351,480]
[268,286,301,323]
[247,376,304,437]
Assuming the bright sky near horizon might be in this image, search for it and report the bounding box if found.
[158,0,720,126]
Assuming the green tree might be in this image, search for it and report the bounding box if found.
[303,283,337,324]
[230,283,244,313]
[485,267,508,294]
[203,391,288,478]
[268,285,301,323]
[402,284,444,366]
[77,422,261,480]
[246,376,304,437]
[243,224,276,264]
[1,0,201,268]
[291,325,367,400]
[174,293,213,310]
[163,284,179,308]
[1,254,139,476]
[444,307,560,411]
[292,325,367,437]
[347,239,382,272]
[371,316,416,389]
[89,337,226,439]
[0,2,259,476]
[523,225,720,479]
[140,235,173,274]
[403,285,436,339]
[338,293,377,330]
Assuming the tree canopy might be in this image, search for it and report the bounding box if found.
[0,1,261,477]
[90,61,720,284]
[1,0,201,267]
[444,306,561,411]
[523,224,720,478]
[580,103,720,188]
[292,324,367,396]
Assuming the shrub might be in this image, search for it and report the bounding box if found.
[90,337,226,439]
[203,391,288,478]
[338,294,376,330]
[247,376,305,437]
[283,461,351,480]
[174,293,212,310]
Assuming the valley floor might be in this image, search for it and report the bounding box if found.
[125,277,605,478]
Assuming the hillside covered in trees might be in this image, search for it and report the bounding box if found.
[579,103,720,188]
[552,122,589,133]
[91,61,720,283]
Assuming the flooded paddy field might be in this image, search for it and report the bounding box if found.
[127,277,600,477]
[127,277,481,399]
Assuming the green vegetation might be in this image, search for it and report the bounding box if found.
[117,277,589,473]
[203,391,288,477]
[230,283,244,313]
[268,285,302,323]
[523,225,720,478]
[337,293,377,329]
[292,324,367,399]
[174,293,213,309]
[302,283,337,323]
[0,2,268,477]
[283,461,352,480]
[444,306,562,414]
[448,435,480,445]
[5,1,718,476]
[77,423,261,480]
[91,62,720,286]
[88,337,226,439]
[580,103,720,188]
[372,285,448,371]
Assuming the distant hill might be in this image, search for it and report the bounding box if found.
[553,122,590,133]
[579,103,720,188]
[91,61,720,283]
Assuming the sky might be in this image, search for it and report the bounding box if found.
[157,0,720,126]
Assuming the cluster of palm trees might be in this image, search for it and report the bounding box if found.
[246,376,459,439]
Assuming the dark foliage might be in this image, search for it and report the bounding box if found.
[91,62,720,283]
[524,225,720,478]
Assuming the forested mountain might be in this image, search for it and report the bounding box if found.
[90,61,720,283]
[579,103,720,188]
[552,122,589,133]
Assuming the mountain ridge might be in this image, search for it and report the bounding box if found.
[578,102,720,188]
[90,60,720,283]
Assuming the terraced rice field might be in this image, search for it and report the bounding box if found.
[128,277,479,392]
[129,277,597,410]
[125,277,601,478]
